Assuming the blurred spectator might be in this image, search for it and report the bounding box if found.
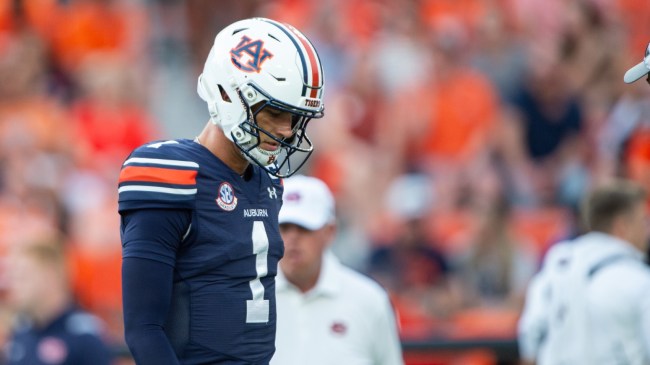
[404,162,539,343]
[504,48,587,207]
[560,1,622,101]
[408,17,500,214]
[367,173,455,339]
[70,52,159,170]
[415,17,498,168]
[3,238,113,364]
[370,1,429,99]
[451,194,537,311]
[0,29,74,239]
[470,6,528,103]
[45,0,147,73]
[447,190,537,342]
[66,192,123,341]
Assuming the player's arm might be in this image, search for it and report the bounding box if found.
[121,208,191,365]
[117,143,198,363]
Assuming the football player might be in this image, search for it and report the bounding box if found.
[118,18,324,364]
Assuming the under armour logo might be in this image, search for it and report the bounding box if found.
[268,187,277,199]
[230,36,273,73]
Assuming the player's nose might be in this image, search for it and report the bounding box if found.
[273,115,293,140]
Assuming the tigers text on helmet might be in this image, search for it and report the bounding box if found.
[197,17,325,178]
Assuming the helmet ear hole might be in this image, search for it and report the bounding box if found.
[218,85,232,103]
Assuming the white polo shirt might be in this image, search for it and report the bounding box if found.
[518,232,650,365]
[271,252,404,365]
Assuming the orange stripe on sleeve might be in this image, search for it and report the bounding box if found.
[119,166,197,185]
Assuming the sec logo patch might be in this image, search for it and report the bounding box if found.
[216,182,238,211]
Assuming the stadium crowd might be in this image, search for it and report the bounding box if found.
[0,0,648,364]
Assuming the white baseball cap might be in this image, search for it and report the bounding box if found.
[624,42,650,84]
[279,175,335,230]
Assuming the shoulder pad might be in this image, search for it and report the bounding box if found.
[118,140,199,212]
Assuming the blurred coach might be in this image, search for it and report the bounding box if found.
[271,175,403,365]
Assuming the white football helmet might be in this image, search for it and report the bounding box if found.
[197,17,325,178]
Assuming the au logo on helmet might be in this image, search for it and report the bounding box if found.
[230,36,274,73]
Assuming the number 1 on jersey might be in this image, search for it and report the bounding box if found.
[247,221,270,323]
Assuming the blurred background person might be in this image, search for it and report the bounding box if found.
[3,238,113,365]
[273,175,403,365]
[449,190,537,339]
[366,173,456,340]
[518,179,650,365]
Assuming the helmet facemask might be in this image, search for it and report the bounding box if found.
[231,83,322,178]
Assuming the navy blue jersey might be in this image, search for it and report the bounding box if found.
[118,139,284,364]
[5,307,113,365]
